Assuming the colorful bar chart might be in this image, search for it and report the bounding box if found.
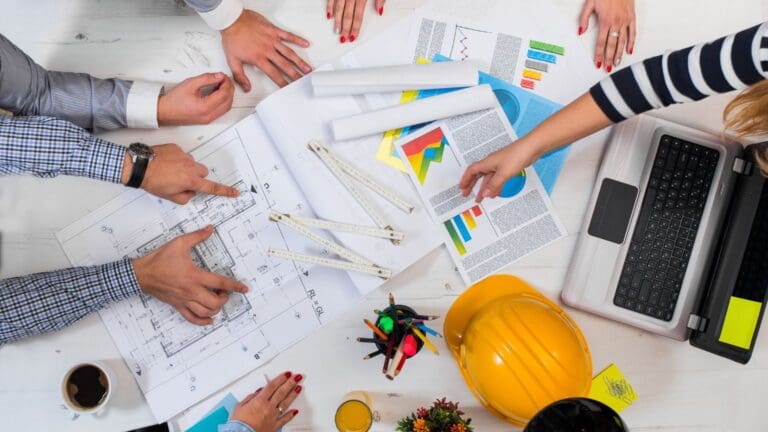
[523,39,566,90]
[402,128,450,184]
[444,205,483,256]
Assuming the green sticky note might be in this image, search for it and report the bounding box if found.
[378,316,394,334]
[529,40,565,56]
[719,296,762,350]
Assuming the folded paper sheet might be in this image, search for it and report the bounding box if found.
[311,61,478,96]
[331,84,496,141]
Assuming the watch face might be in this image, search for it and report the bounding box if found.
[129,143,154,159]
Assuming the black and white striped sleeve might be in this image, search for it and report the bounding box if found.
[590,22,768,123]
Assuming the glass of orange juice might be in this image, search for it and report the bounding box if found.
[335,391,373,432]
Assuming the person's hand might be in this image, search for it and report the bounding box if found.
[220,9,312,89]
[327,0,384,43]
[157,73,234,126]
[121,143,240,204]
[460,139,538,203]
[578,0,636,72]
[230,372,304,432]
[133,225,249,325]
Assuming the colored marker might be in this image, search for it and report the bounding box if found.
[378,316,395,334]
[364,319,389,340]
[410,325,439,355]
[416,323,443,338]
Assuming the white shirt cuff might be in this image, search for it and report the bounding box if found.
[198,0,244,31]
[126,81,163,129]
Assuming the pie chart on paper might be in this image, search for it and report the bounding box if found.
[499,170,526,198]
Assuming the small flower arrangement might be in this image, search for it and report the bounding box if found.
[396,398,474,432]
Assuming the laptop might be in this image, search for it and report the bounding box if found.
[563,115,768,363]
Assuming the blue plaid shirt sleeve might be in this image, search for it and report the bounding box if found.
[219,420,255,432]
[0,115,125,183]
[0,258,142,344]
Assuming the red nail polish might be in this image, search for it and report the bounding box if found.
[295,385,302,393]
[294,374,303,382]
[607,64,613,73]
[326,12,331,19]
[578,26,583,35]
[284,371,292,378]
[349,35,356,42]
[629,47,633,55]
[340,36,346,43]
[596,61,602,69]
[379,6,384,15]
[293,410,299,416]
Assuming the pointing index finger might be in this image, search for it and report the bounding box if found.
[194,177,240,198]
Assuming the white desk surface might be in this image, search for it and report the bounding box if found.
[2,1,768,431]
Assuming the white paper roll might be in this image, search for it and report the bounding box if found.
[312,62,479,96]
[331,84,497,141]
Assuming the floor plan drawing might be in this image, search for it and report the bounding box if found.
[57,114,362,420]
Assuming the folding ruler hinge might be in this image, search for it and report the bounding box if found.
[687,313,709,332]
[732,157,754,176]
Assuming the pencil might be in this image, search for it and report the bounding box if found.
[416,323,443,338]
[410,325,439,355]
[394,353,408,376]
[412,314,440,321]
[397,318,425,325]
[382,334,396,373]
[357,337,386,345]
[389,292,395,306]
[386,336,407,379]
[364,319,389,340]
[364,350,382,360]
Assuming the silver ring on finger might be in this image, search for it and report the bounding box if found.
[609,30,619,38]
[277,405,284,416]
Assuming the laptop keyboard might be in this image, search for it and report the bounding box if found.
[613,135,720,321]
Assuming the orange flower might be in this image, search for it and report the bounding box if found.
[449,424,467,432]
[413,418,430,432]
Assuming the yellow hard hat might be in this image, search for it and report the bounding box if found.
[444,275,592,427]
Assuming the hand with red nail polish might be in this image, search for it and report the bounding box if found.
[578,0,636,71]
[229,372,304,432]
[220,10,312,90]
[328,0,384,42]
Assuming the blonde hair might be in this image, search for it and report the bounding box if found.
[723,81,768,174]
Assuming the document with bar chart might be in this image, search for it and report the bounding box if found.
[407,11,570,100]
[396,103,566,283]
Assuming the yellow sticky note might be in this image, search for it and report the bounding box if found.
[719,296,762,350]
[375,58,431,173]
[523,69,542,81]
[589,364,637,413]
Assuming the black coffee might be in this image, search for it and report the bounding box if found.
[67,365,108,408]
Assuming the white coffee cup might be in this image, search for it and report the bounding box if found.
[60,361,115,419]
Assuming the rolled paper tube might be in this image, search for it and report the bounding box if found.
[331,84,497,141]
[311,61,479,96]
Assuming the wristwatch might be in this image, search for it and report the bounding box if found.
[126,142,155,188]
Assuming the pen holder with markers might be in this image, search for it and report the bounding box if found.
[358,294,441,380]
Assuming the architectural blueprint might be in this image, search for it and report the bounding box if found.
[57,114,362,421]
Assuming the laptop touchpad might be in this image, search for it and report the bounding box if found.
[588,178,638,244]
